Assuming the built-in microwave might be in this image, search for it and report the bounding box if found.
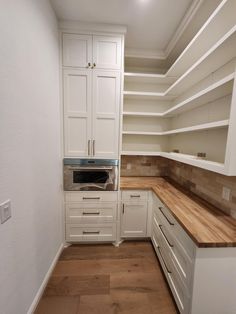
[63,158,119,191]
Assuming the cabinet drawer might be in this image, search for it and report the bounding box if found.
[153,195,195,260]
[153,213,193,289]
[65,191,118,203]
[66,223,116,242]
[121,190,148,202]
[66,203,117,223]
[152,230,190,314]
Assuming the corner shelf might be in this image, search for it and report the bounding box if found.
[121,0,236,175]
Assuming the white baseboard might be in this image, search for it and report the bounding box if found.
[27,243,64,314]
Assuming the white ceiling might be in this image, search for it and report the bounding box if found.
[50,0,195,57]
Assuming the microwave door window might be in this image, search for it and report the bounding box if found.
[73,171,109,184]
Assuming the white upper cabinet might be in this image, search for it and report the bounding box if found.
[92,70,120,158]
[93,36,122,70]
[64,69,92,156]
[63,33,122,70]
[62,34,92,68]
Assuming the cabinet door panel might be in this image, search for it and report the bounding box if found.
[93,36,122,70]
[64,69,92,156]
[65,117,90,156]
[92,71,120,158]
[121,203,148,237]
[63,34,92,68]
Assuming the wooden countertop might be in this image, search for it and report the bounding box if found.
[120,177,236,248]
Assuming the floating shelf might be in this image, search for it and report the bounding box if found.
[121,151,162,156]
[123,91,176,100]
[124,29,236,97]
[123,120,229,136]
[163,120,229,135]
[123,74,234,118]
[166,0,236,77]
[164,73,234,117]
[161,152,225,174]
[122,131,163,136]
[123,111,163,117]
[124,72,176,84]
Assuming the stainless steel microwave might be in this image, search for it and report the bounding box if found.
[63,158,119,191]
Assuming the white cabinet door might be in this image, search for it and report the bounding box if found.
[64,69,92,157]
[121,202,148,237]
[93,36,122,70]
[63,34,92,68]
[92,70,120,158]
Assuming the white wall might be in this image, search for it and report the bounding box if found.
[0,1,63,313]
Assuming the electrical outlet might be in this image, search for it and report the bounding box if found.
[222,187,231,201]
[0,200,11,224]
[127,163,132,170]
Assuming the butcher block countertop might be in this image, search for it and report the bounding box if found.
[120,177,236,248]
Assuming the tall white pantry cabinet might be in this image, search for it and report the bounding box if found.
[62,30,125,158]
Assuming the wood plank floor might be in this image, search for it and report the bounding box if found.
[35,241,178,314]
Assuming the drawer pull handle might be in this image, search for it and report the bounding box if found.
[82,212,100,215]
[82,231,100,235]
[130,195,141,198]
[159,225,174,248]
[158,246,172,274]
[83,197,101,200]
[159,207,174,226]
[122,203,125,214]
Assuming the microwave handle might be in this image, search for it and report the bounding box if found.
[67,166,113,170]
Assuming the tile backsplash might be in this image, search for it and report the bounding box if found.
[121,156,168,177]
[121,155,236,218]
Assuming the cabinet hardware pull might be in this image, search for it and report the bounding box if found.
[88,140,91,155]
[82,231,100,234]
[82,197,100,200]
[159,224,174,247]
[86,62,91,68]
[93,140,95,156]
[82,212,100,215]
[130,195,140,198]
[122,203,125,214]
[159,207,174,226]
[157,246,172,274]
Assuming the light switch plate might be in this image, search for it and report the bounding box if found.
[0,200,11,224]
[222,187,231,201]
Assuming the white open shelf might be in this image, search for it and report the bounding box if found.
[123,111,163,117]
[123,120,229,136]
[124,72,176,84]
[122,0,236,175]
[122,151,162,156]
[166,0,236,77]
[161,152,225,174]
[123,73,234,118]
[124,28,236,97]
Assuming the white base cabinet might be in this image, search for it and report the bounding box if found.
[65,191,118,243]
[121,190,149,238]
[152,192,236,314]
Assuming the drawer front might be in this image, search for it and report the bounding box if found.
[66,202,117,224]
[153,213,193,288]
[65,191,118,203]
[151,229,190,314]
[66,223,116,242]
[153,195,195,260]
[121,190,148,202]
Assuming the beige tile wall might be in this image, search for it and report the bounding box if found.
[121,156,236,218]
[121,156,168,177]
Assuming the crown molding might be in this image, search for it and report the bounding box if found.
[164,0,203,57]
[59,20,127,35]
